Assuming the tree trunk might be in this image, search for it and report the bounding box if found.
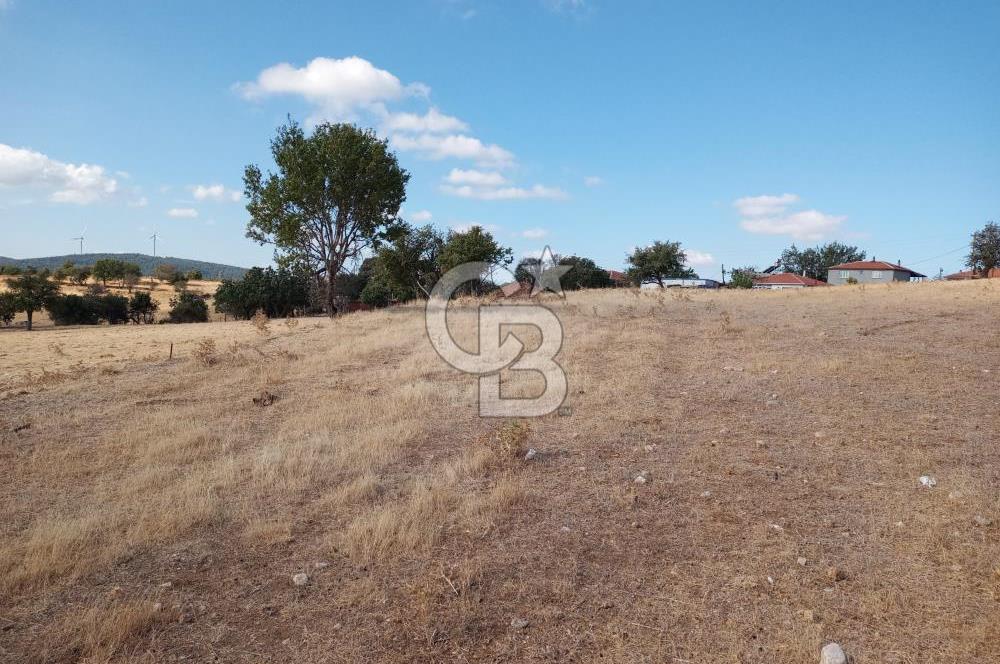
[26,309,33,331]
[325,263,338,317]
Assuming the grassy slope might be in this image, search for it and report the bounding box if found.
[0,281,998,663]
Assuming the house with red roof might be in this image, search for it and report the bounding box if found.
[752,273,829,290]
[827,260,926,285]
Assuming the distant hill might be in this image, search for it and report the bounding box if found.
[0,253,249,281]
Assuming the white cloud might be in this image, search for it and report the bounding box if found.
[583,175,604,187]
[445,168,509,186]
[128,196,149,208]
[733,193,799,218]
[238,56,520,172]
[0,143,119,205]
[383,108,468,134]
[236,56,427,120]
[441,183,568,201]
[410,209,433,222]
[191,183,242,202]
[685,250,714,266]
[167,207,198,219]
[734,193,844,241]
[391,133,515,168]
[521,228,548,239]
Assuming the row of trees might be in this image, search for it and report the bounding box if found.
[0,270,209,329]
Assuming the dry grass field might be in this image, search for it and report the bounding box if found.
[1,280,999,663]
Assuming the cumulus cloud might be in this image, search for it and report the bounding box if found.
[391,134,515,168]
[583,175,604,187]
[167,207,198,218]
[685,250,714,266]
[735,193,845,241]
[236,56,426,120]
[441,183,568,201]
[521,228,548,239]
[445,168,509,186]
[383,108,468,134]
[238,56,519,170]
[733,193,799,218]
[0,143,119,205]
[409,209,433,222]
[128,196,149,208]
[191,183,242,202]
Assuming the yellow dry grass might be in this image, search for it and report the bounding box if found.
[1,279,998,663]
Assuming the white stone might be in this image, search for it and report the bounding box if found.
[524,448,538,461]
[510,617,529,630]
[314,561,330,570]
[797,557,808,566]
[918,475,937,488]
[292,573,309,586]
[819,642,847,664]
[974,515,993,527]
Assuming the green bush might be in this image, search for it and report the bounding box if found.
[360,277,393,308]
[128,292,158,323]
[45,294,130,325]
[168,291,209,323]
[214,266,310,319]
[0,292,18,326]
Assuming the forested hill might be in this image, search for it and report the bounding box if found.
[0,253,249,280]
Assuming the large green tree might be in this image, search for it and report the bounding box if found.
[8,272,60,331]
[626,241,695,286]
[779,242,865,281]
[244,121,409,315]
[966,221,1000,277]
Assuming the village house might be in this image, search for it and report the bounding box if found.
[827,260,926,285]
[752,273,829,290]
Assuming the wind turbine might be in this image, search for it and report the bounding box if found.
[150,231,159,257]
[71,231,85,255]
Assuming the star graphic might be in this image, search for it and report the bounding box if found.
[527,246,572,297]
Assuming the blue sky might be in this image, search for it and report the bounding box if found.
[1,0,997,278]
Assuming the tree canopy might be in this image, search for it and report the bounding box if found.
[515,254,613,290]
[244,121,409,315]
[213,266,310,319]
[8,272,60,330]
[966,221,1000,276]
[370,223,445,300]
[626,241,695,286]
[779,242,865,281]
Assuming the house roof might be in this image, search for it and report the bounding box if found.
[753,272,829,287]
[828,260,927,277]
[499,281,528,297]
[607,269,628,283]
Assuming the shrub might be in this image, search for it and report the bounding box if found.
[128,292,158,324]
[46,295,101,326]
[0,292,18,326]
[360,278,393,308]
[45,294,130,326]
[214,267,310,319]
[167,291,209,323]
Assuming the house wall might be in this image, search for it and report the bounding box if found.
[753,283,804,290]
[827,269,911,285]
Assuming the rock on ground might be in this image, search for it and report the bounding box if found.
[820,642,847,664]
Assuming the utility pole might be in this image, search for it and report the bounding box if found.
[720,263,727,286]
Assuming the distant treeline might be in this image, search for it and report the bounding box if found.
[0,253,248,280]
